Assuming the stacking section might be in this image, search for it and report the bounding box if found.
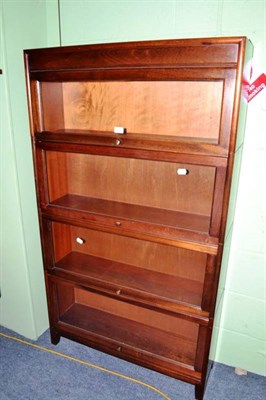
[42,151,220,252]
[24,37,252,400]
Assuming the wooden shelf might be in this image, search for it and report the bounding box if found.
[53,251,207,319]
[51,194,210,233]
[48,194,218,254]
[59,302,198,368]
[39,129,219,144]
[36,130,226,158]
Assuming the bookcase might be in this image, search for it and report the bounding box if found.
[24,37,252,399]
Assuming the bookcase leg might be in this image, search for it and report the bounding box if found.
[195,384,204,400]
[50,327,60,345]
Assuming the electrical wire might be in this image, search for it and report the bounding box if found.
[0,332,172,400]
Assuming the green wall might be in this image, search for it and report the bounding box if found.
[58,0,266,375]
[0,0,60,339]
[1,0,265,375]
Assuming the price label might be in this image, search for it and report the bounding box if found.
[248,73,266,102]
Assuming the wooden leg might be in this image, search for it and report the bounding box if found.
[50,327,60,345]
[195,384,204,400]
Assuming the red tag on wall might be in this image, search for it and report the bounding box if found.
[248,73,266,102]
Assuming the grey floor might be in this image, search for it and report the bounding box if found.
[0,326,265,400]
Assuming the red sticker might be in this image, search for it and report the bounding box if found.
[248,73,266,102]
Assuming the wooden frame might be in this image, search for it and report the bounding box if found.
[24,37,252,399]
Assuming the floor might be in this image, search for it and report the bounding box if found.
[0,326,265,400]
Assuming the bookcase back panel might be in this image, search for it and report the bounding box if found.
[51,222,207,282]
[46,151,216,217]
[74,288,198,339]
[50,221,209,309]
[53,280,199,366]
[41,81,223,142]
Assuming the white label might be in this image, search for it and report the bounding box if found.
[114,126,126,134]
[177,168,189,175]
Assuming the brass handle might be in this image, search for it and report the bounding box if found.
[115,221,121,227]
[115,139,121,146]
[116,289,121,295]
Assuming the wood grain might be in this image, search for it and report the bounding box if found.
[41,82,65,131]
[62,81,223,140]
[61,302,198,366]
[51,222,207,280]
[46,151,68,201]
[55,250,204,309]
[74,287,199,341]
[46,151,216,216]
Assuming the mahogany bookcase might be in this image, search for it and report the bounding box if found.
[24,37,252,399]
